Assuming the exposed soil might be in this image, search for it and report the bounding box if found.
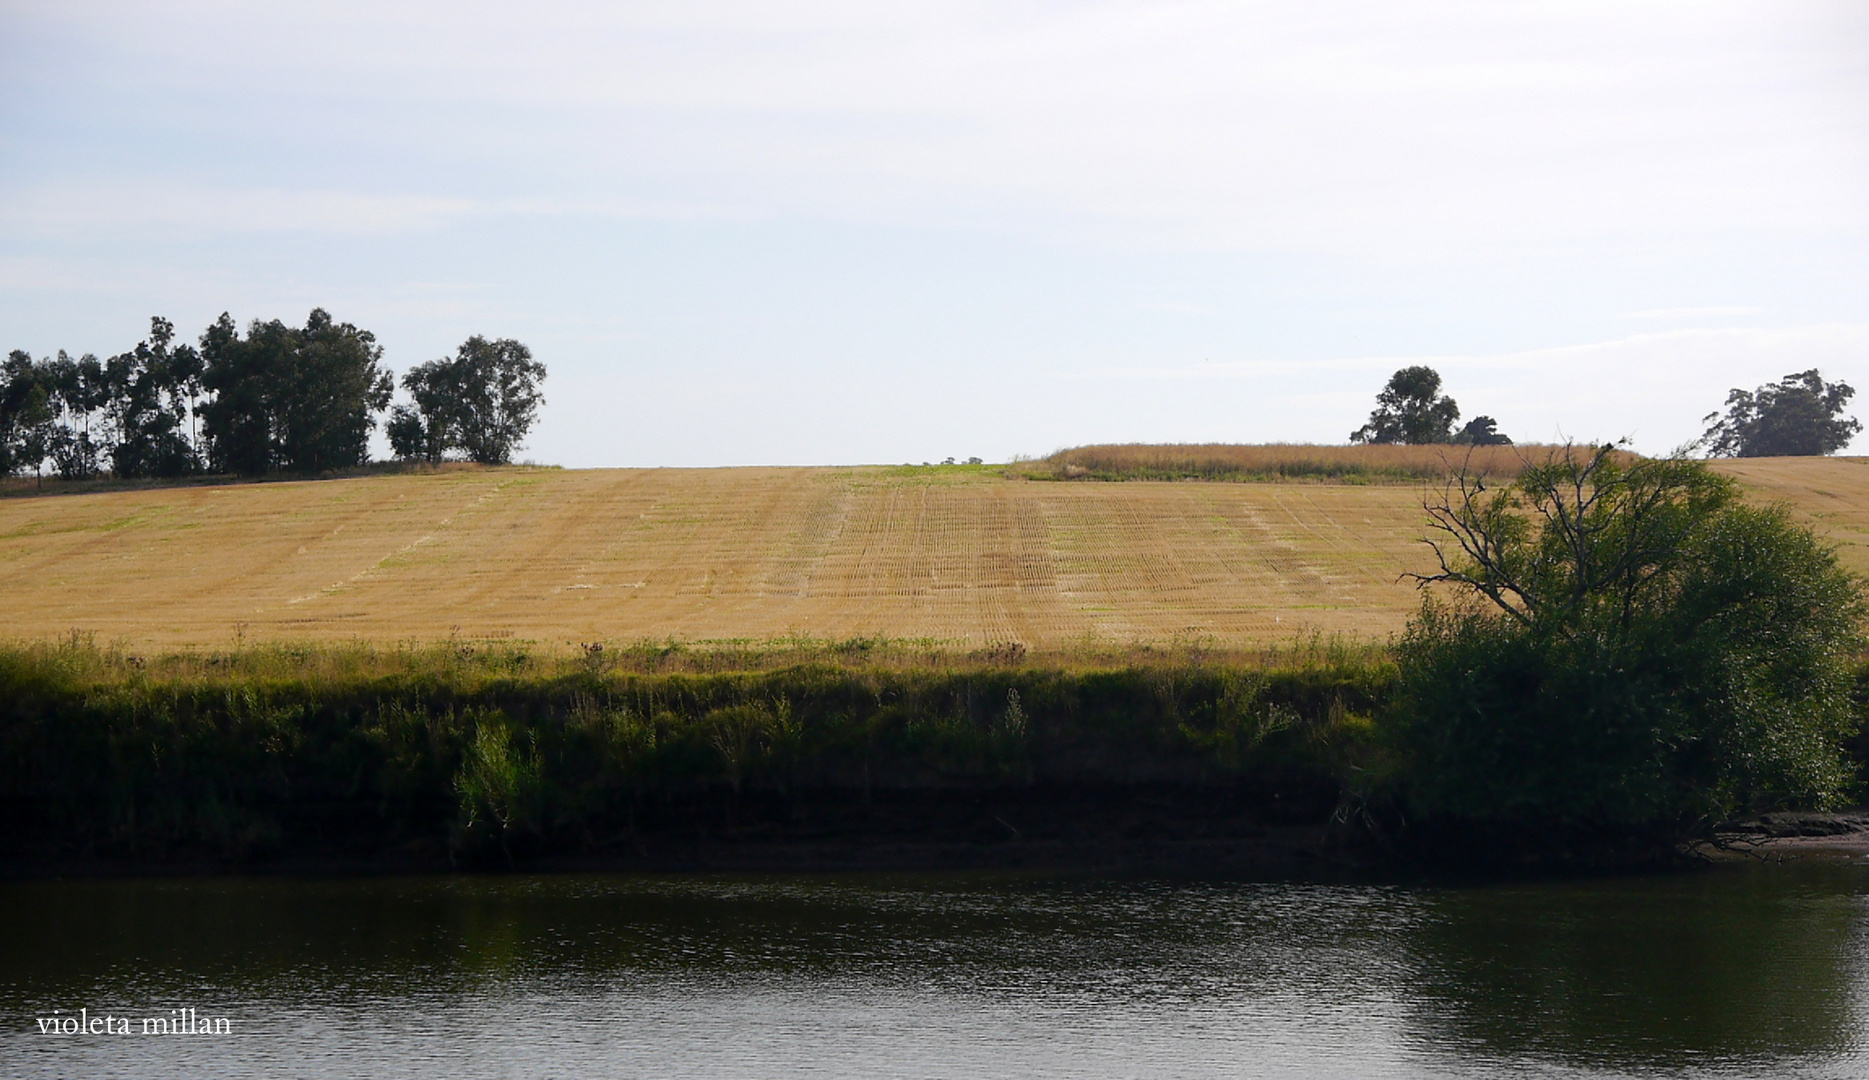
[1699,809,1869,862]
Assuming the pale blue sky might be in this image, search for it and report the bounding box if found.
[3,1,1865,465]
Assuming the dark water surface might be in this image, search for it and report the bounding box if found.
[4,862,1867,1078]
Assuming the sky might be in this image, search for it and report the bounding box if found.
[2,0,1865,466]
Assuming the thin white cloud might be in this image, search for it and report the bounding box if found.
[7,1,1865,253]
[0,185,480,235]
[1128,301,1214,315]
[3,2,1865,468]
[1619,306,1769,321]
[0,185,751,238]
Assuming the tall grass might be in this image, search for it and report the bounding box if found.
[10,629,1392,682]
[1017,443,1636,484]
[0,636,1396,865]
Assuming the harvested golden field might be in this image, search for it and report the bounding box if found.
[1708,455,1869,577]
[1,456,1864,652]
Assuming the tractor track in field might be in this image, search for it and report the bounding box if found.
[2,458,1860,650]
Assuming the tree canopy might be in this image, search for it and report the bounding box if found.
[7,313,544,483]
[1451,416,1511,446]
[200,309,393,475]
[105,317,203,479]
[388,336,546,466]
[1350,366,1460,444]
[1701,369,1860,458]
[1387,445,1864,854]
[0,351,55,482]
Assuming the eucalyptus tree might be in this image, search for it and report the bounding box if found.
[45,350,111,479]
[1701,370,1859,457]
[389,336,545,465]
[107,317,203,478]
[1,351,56,484]
[199,309,393,474]
[1350,366,1461,444]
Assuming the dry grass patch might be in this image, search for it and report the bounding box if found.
[1019,442,1631,483]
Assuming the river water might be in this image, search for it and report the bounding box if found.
[4,862,1867,1078]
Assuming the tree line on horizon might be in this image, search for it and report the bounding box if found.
[0,310,545,483]
[1349,364,1861,457]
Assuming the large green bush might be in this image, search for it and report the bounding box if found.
[1389,447,1865,847]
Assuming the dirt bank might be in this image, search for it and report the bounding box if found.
[1699,810,1869,862]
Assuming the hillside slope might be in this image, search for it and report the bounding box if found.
[1,457,1862,650]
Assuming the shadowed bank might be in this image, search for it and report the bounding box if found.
[2,637,1864,874]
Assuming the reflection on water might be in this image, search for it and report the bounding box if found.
[2,863,1865,1078]
[1411,869,1868,1068]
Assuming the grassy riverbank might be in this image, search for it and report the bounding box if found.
[0,638,1395,870]
[6,637,1863,872]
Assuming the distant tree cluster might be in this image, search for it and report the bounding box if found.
[1700,369,1859,458]
[1,311,545,482]
[198,310,393,476]
[2,317,209,483]
[387,337,546,466]
[1349,366,1511,447]
[1349,365,1860,457]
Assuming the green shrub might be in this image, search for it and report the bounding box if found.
[1389,447,1865,847]
[452,712,544,858]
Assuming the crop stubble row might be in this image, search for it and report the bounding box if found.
[1,458,1863,650]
